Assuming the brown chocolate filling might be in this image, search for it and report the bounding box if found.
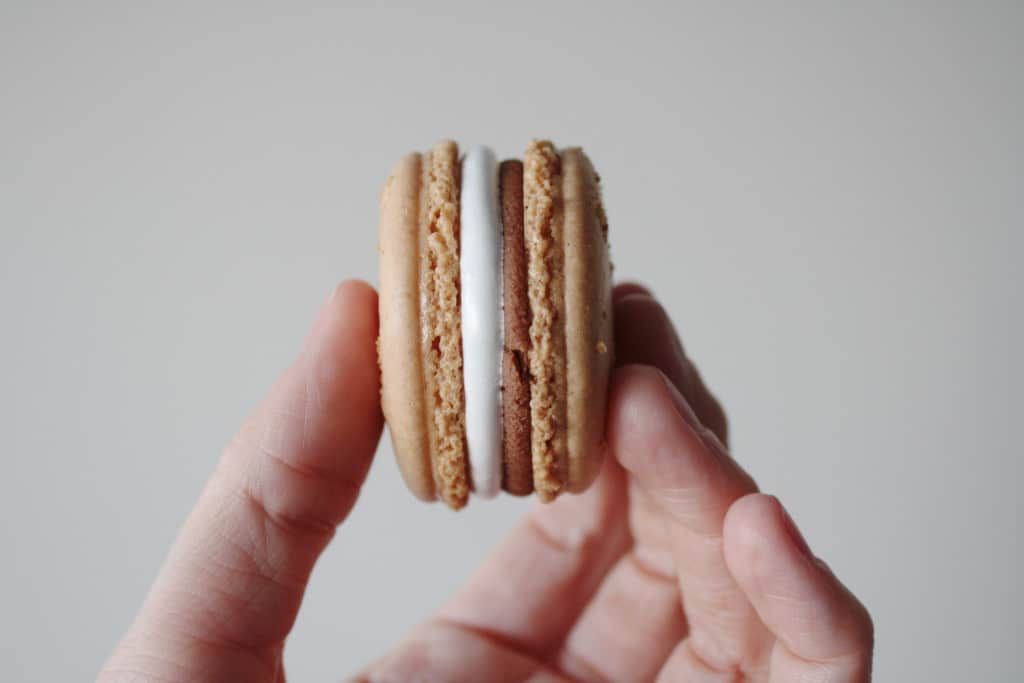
[499,160,534,495]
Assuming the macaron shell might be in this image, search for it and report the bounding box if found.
[523,140,569,502]
[378,152,435,501]
[420,141,470,509]
[561,148,613,492]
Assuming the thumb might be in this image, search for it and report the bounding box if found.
[100,280,383,683]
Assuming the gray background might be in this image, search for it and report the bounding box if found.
[2,2,1021,680]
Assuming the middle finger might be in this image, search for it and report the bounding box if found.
[563,291,772,680]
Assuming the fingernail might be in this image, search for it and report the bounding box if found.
[658,369,702,429]
[613,282,653,301]
[328,280,348,304]
[658,371,729,451]
[778,499,813,558]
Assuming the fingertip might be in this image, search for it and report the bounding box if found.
[308,280,378,346]
[724,493,874,667]
[328,279,379,328]
[336,277,379,303]
[723,493,782,558]
[613,295,680,370]
[608,364,708,458]
[609,362,664,398]
[332,277,378,299]
[303,279,384,450]
[318,280,379,359]
[726,492,821,591]
[608,365,668,474]
[613,281,653,301]
[609,365,748,535]
[610,290,729,446]
[608,365,682,462]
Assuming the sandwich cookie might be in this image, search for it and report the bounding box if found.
[378,139,613,509]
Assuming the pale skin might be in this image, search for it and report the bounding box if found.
[99,280,873,682]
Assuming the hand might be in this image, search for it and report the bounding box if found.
[99,281,873,683]
[359,285,874,682]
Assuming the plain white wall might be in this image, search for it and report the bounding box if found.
[2,2,1021,680]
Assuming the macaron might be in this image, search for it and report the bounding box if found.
[378,140,613,509]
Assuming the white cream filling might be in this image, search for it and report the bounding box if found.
[459,146,503,498]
